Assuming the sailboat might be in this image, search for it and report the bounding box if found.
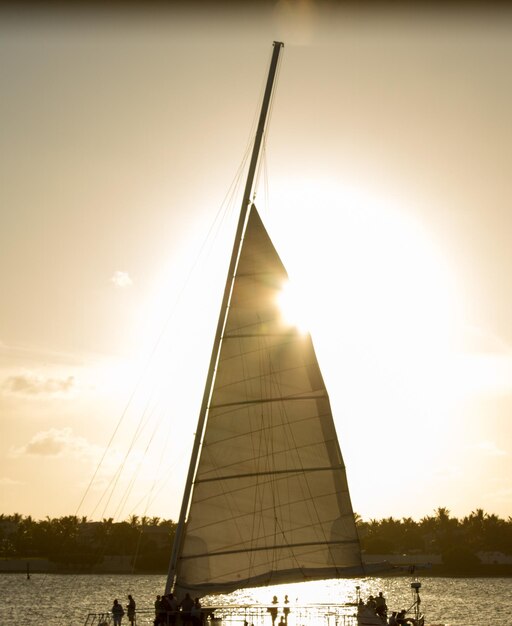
[87,41,434,626]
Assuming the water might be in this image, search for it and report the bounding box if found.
[1,574,511,626]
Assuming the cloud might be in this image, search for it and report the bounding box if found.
[2,373,75,396]
[111,271,133,288]
[10,427,100,460]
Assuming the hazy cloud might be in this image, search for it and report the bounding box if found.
[11,427,99,459]
[111,271,133,288]
[2,373,75,396]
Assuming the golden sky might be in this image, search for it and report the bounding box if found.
[1,4,511,522]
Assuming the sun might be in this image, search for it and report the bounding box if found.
[276,279,313,334]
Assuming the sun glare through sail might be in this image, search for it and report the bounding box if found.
[276,278,312,334]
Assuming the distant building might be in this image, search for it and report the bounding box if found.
[477,551,512,564]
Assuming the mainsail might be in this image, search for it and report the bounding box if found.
[171,206,362,596]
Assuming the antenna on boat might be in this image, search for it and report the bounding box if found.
[408,580,422,623]
[165,41,284,596]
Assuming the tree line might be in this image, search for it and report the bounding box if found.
[357,507,512,571]
[1,508,511,572]
[0,513,177,571]
[357,507,512,554]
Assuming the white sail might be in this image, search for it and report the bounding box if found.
[173,206,362,596]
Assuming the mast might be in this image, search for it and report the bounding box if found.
[165,41,284,595]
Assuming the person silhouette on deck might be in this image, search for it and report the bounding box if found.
[283,595,290,625]
[375,591,387,619]
[268,596,278,625]
[180,592,194,626]
[112,599,124,626]
[154,595,163,625]
[127,595,136,626]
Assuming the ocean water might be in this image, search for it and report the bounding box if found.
[0,574,511,626]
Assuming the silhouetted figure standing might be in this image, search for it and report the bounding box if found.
[180,592,194,626]
[283,595,290,625]
[154,595,163,625]
[375,592,387,619]
[268,596,278,625]
[163,593,178,626]
[127,595,136,626]
[112,599,124,626]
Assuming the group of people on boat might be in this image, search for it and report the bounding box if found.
[109,595,136,626]
[362,592,388,621]
[360,592,423,626]
[154,592,205,626]
[109,592,206,626]
[267,595,290,626]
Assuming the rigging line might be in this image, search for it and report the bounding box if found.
[129,409,174,519]
[105,409,157,519]
[116,382,178,512]
[126,405,186,515]
[118,395,179,524]
[211,144,251,255]
[75,143,251,523]
[112,399,161,519]
[91,398,155,522]
[95,404,154,520]
[113,405,161,522]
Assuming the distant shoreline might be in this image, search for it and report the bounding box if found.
[2,559,511,578]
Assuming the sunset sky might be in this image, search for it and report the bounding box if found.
[1,5,511,524]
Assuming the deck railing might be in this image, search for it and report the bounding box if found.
[84,604,359,626]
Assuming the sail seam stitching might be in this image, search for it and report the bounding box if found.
[209,394,327,409]
[180,539,359,560]
[195,464,345,484]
